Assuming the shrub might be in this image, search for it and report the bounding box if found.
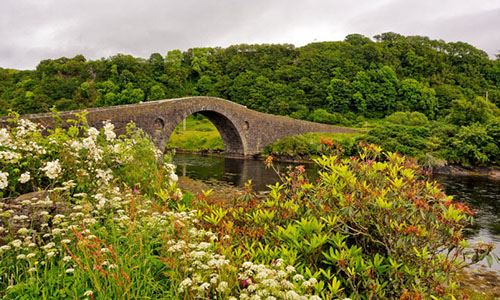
[195,144,495,299]
[384,111,429,126]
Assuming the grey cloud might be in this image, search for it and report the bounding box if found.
[1,0,499,69]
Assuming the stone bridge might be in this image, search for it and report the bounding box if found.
[1,97,358,156]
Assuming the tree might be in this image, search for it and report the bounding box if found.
[326,78,352,113]
[398,79,438,118]
[148,84,166,101]
[446,96,500,126]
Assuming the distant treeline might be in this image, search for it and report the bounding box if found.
[1,32,499,123]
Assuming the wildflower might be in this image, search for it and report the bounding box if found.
[87,127,99,139]
[41,160,61,179]
[293,274,304,282]
[286,265,296,274]
[17,228,29,235]
[310,296,322,300]
[83,290,93,297]
[47,251,56,258]
[170,173,178,182]
[19,172,30,183]
[66,268,74,274]
[27,253,36,258]
[178,278,193,293]
[0,171,8,189]
[11,240,22,248]
[217,281,228,293]
[43,242,55,249]
[199,282,210,292]
[28,267,36,273]
[242,279,249,287]
[0,245,11,252]
[103,121,116,141]
[63,256,72,262]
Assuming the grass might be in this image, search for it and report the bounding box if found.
[167,114,224,151]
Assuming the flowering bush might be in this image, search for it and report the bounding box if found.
[194,143,496,299]
[0,113,325,299]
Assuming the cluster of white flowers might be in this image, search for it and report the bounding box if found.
[18,171,30,183]
[164,163,179,184]
[41,160,62,179]
[0,150,20,163]
[103,121,116,141]
[237,260,319,300]
[0,171,8,189]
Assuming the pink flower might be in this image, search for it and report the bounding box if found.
[242,279,249,287]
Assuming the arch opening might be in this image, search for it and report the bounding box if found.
[164,110,246,155]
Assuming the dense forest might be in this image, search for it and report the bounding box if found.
[1,32,499,165]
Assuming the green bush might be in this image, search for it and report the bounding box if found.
[384,111,429,126]
[195,145,495,299]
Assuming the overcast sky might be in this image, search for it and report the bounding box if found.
[1,0,499,70]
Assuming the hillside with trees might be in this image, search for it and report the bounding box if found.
[1,32,499,166]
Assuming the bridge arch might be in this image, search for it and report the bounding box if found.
[157,107,248,155]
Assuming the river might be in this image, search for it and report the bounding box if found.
[173,153,500,270]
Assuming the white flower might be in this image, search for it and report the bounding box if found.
[16,254,27,259]
[87,127,99,139]
[0,245,12,252]
[178,278,193,293]
[63,255,72,261]
[309,296,321,300]
[17,228,29,235]
[11,240,22,248]
[0,171,9,189]
[66,268,75,274]
[70,140,82,151]
[217,281,228,293]
[199,282,210,292]
[19,171,30,183]
[170,173,178,183]
[83,290,93,297]
[103,121,116,141]
[41,160,61,179]
[47,251,56,258]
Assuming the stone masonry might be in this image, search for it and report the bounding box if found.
[0,97,359,156]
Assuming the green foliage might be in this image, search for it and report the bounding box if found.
[264,132,361,158]
[194,145,495,299]
[1,33,499,124]
[384,111,429,126]
[446,96,500,126]
[448,123,499,166]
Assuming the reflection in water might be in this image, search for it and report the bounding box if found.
[173,153,316,191]
[173,153,500,269]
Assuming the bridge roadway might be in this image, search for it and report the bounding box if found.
[1,97,358,156]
